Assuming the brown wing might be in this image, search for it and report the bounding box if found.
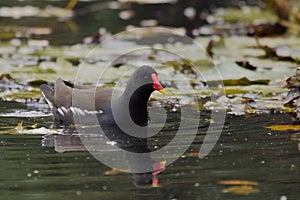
[54,78,120,111]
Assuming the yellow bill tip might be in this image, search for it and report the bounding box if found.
[159,89,166,94]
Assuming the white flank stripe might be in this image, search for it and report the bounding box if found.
[57,108,64,116]
[61,106,68,113]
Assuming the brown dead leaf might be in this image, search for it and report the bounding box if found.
[248,22,287,37]
[273,0,290,20]
[223,77,270,86]
[206,39,216,57]
[235,61,257,71]
[0,73,14,80]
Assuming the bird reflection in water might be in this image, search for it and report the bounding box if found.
[42,132,166,188]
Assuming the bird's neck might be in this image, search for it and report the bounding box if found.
[120,87,152,126]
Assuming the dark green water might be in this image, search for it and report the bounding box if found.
[0,0,263,45]
[0,111,299,200]
[1,0,299,199]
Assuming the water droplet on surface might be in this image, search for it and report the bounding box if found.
[280,195,287,200]
[183,7,196,19]
[290,164,295,169]
[119,10,134,20]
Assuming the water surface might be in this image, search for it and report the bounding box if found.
[0,109,299,200]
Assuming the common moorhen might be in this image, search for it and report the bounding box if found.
[41,65,166,187]
[40,65,165,129]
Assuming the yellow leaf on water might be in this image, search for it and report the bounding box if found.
[14,122,24,133]
[31,123,38,129]
[185,152,200,157]
[217,180,258,186]
[265,125,300,131]
[222,185,259,195]
[104,168,127,175]
[185,152,206,157]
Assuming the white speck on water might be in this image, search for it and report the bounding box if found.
[261,160,265,164]
[206,15,216,24]
[171,106,177,112]
[183,7,196,18]
[290,164,296,169]
[102,185,107,190]
[194,182,200,187]
[106,141,117,146]
[27,173,32,177]
[280,195,287,200]
[119,10,133,20]
[76,191,82,195]
[268,132,272,135]
[33,170,39,174]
